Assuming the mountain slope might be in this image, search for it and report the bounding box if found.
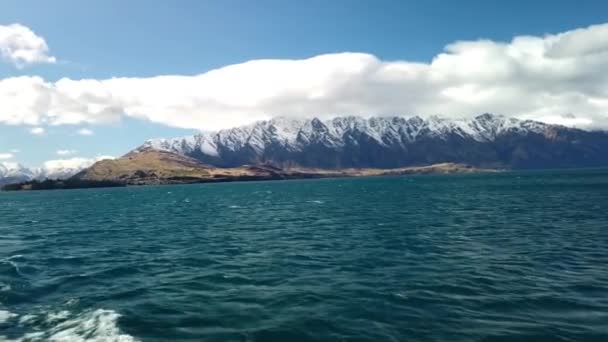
[72,150,319,185]
[65,149,489,187]
[135,114,608,169]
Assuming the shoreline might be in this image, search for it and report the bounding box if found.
[1,164,498,192]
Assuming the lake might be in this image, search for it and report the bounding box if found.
[1,170,607,341]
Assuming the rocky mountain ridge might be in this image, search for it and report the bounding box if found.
[136,114,608,169]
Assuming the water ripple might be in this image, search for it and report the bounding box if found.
[0,170,607,341]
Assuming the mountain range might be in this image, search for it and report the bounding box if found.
[0,158,110,186]
[137,114,608,169]
[3,113,608,187]
[0,162,84,186]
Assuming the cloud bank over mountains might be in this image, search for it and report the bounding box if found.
[1,23,608,131]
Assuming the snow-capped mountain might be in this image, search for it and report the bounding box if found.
[135,114,608,169]
[0,162,77,186]
[0,157,114,186]
[0,162,37,186]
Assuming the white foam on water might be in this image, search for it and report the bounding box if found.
[307,200,324,204]
[6,308,138,342]
[65,298,79,306]
[229,205,241,208]
[18,314,36,325]
[45,310,70,323]
[0,309,17,323]
[40,309,136,342]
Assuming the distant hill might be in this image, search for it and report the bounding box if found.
[3,150,491,190]
[71,149,302,185]
[72,149,490,185]
[135,114,608,169]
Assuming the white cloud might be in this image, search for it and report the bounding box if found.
[56,149,77,156]
[77,128,94,136]
[0,24,56,68]
[29,127,45,135]
[521,114,594,128]
[0,153,14,160]
[1,23,608,129]
[42,156,114,173]
[39,156,114,178]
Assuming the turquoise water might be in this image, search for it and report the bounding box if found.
[1,170,608,341]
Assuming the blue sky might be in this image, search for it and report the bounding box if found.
[1,0,608,166]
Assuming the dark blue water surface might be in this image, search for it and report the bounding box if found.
[1,170,608,341]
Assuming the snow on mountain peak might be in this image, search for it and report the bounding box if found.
[0,156,115,185]
[137,114,552,160]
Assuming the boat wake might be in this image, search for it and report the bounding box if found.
[0,308,137,342]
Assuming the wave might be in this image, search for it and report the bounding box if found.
[1,308,137,342]
[1,256,26,278]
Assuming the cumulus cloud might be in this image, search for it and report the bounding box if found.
[77,128,94,136]
[0,24,56,68]
[29,127,45,135]
[0,153,14,160]
[56,149,77,156]
[42,155,114,172]
[1,23,608,129]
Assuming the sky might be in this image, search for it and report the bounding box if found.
[1,0,608,167]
